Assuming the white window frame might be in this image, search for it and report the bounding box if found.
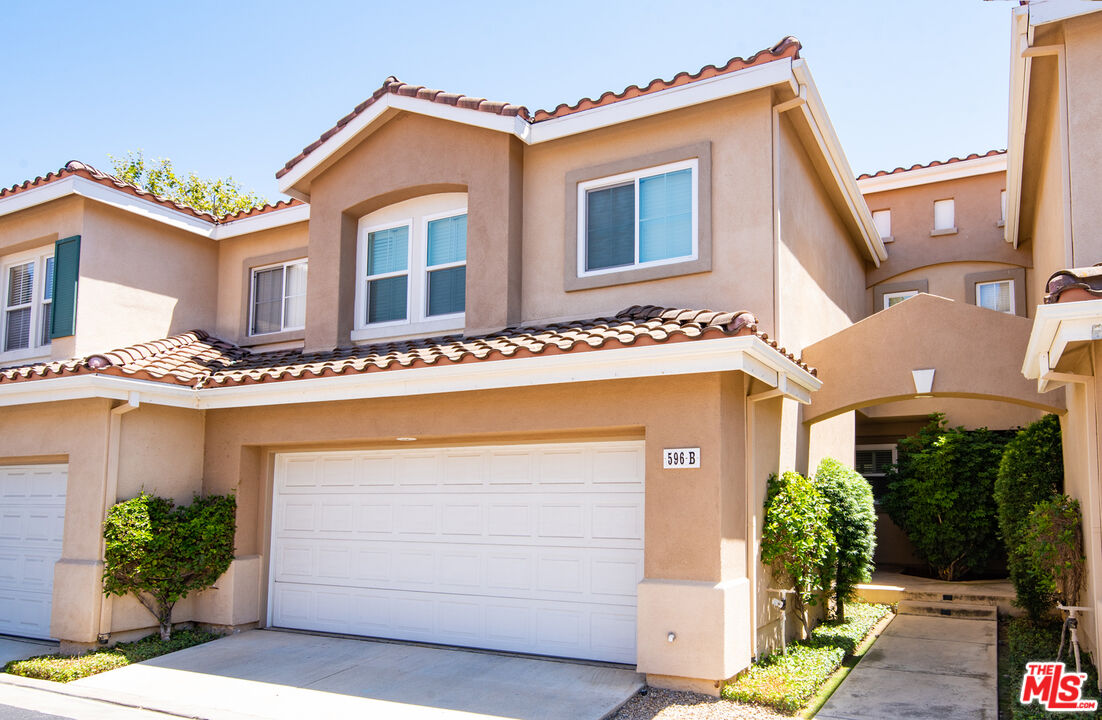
[872,209,892,242]
[1,245,54,365]
[576,158,699,278]
[976,279,1015,315]
[883,290,917,309]
[248,258,308,337]
[932,198,956,233]
[855,444,898,477]
[353,193,467,342]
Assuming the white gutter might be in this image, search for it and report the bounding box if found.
[856,153,1007,195]
[1005,7,1031,248]
[0,335,820,410]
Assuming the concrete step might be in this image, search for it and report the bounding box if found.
[896,600,997,621]
[903,589,1012,605]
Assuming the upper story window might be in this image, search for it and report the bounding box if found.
[355,193,467,341]
[1000,189,1007,227]
[872,209,892,242]
[2,247,54,356]
[932,198,956,234]
[976,279,1014,314]
[578,159,698,276]
[250,259,307,336]
[883,290,916,309]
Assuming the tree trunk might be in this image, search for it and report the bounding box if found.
[835,591,846,623]
[158,600,175,641]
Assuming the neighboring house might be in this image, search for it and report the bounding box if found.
[1014,0,1102,679]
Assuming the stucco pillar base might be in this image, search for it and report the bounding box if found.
[196,556,261,626]
[51,559,104,643]
[636,578,751,685]
[646,674,723,697]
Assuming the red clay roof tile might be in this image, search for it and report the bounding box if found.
[856,149,1006,181]
[1044,265,1102,304]
[0,306,814,390]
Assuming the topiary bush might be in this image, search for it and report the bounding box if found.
[103,492,236,640]
[883,413,1014,580]
[1023,494,1085,608]
[995,414,1064,620]
[761,471,837,636]
[815,458,877,622]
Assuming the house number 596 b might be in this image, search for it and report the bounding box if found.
[663,448,701,469]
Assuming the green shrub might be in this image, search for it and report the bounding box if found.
[995,414,1064,620]
[883,414,1014,580]
[815,458,877,622]
[723,602,889,713]
[3,629,220,683]
[103,493,236,640]
[761,471,837,635]
[1024,495,1085,607]
[1002,617,1100,719]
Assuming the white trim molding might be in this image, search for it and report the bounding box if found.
[857,153,1007,195]
[0,334,821,411]
[1022,298,1102,391]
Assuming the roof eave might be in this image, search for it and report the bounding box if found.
[1006,7,1032,249]
[857,153,1008,194]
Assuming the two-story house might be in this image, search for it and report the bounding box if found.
[0,38,886,694]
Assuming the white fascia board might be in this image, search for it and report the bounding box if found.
[790,61,886,265]
[1029,0,1102,27]
[0,176,77,220]
[857,153,1008,195]
[1006,8,1032,248]
[70,178,217,236]
[0,336,820,411]
[526,59,796,144]
[1022,299,1102,379]
[212,203,310,239]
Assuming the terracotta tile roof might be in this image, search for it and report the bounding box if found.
[276,38,801,181]
[0,306,813,390]
[857,149,1006,181]
[1,161,302,224]
[1044,265,1102,304]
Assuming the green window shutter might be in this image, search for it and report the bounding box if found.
[50,235,80,339]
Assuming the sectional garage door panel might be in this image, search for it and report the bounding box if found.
[269,442,644,663]
[0,465,67,639]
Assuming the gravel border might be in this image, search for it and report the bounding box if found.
[611,687,792,720]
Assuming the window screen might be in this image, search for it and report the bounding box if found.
[977,280,1013,314]
[638,168,692,263]
[366,226,410,324]
[585,184,634,271]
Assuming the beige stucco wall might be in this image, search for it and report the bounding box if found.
[0,196,83,261]
[214,222,308,345]
[867,262,1026,315]
[520,90,776,333]
[1066,12,1102,268]
[73,203,217,357]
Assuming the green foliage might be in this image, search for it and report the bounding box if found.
[2,629,220,683]
[723,602,889,713]
[883,413,1014,580]
[762,471,837,634]
[103,493,236,640]
[109,150,269,217]
[995,414,1064,620]
[1000,617,1100,719]
[815,458,877,622]
[1024,495,1085,607]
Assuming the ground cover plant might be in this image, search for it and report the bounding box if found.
[883,413,1014,580]
[998,616,1100,719]
[103,492,236,641]
[2,629,221,683]
[994,414,1064,619]
[723,602,890,714]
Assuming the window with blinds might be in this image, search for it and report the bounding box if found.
[580,159,697,274]
[976,279,1014,314]
[426,214,467,317]
[855,448,896,477]
[250,259,307,336]
[2,250,54,355]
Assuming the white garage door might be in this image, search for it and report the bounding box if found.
[0,464,67,639]
[269,441,644,663]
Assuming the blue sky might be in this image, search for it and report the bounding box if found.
[2,1,1014,203]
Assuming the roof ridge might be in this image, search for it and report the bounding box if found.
[857,148,1006,181]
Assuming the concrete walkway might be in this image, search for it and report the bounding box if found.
[0,678,180,720]
[0,637,57,667]
[67,629,644,720]
[816,614,996,720]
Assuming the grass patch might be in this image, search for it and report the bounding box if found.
[998,616,1101,719]
[3,629,222,683]
[722,602,890,714]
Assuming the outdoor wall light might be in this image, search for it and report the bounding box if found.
[667,632,677,643]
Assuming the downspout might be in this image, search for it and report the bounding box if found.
[1021,42,1074,267]
[746,380,786,660]
[97,391,140,642]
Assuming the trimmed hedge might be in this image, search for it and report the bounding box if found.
[815,458,877,622]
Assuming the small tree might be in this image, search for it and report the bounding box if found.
[103,492,236,640]
[761,471,837,637]
[1024,495,1085,608]
[109,150,269,217]
[815,458,877,622]
[994,414,1064,619]
[883,414,1013,580]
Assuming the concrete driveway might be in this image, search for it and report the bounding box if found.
[69,630,644,720]
[0,637,57,667]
